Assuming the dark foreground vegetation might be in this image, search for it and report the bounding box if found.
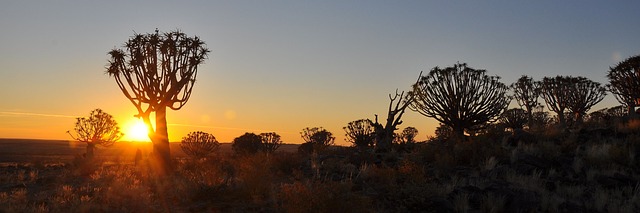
[2,121,640,213]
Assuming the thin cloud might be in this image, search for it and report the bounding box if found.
[0,111,78,118]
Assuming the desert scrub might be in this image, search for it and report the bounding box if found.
[278,180,371,213]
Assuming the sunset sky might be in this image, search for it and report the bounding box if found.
[1,1,639,145]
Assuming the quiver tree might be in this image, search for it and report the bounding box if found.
[499,108,528,130]
[607,55,640,116]
[179,131,220,159]
[299,127,335,154]
[106,29,209,174]
[260,132,282,154]
[511,75,539,126]
[538,76,571,127]
[344,119,376,149]
[409,62,510,137]
[67,109,123,159]
[232,133,263,155]
[566,77,606,123]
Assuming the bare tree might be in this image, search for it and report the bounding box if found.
[409,62,509,137]
[566,76,606,123]
[373,73,421,152]
[260,132,282,154]
[344,119,375,149]
[67,109,123,159]
[106,29,209,174]
[607,55,640,116]
[511,75,539,126]
[538,76,571,127]
[180,131,219,159]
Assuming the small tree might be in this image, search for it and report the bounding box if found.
[499,108,528,131]
[410,62,509,137]
[299,127,335,154]
[397,126,419,144]
[260,132,282,154]
[344,119,375,149]
[511,75,539,126]
[67,109,123,159]
[301,127,335,146]
[607,55,640,116]
[232,133,263,155]
[180,131,220,159]
[566,77,606,123]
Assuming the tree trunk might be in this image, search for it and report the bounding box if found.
[152,106,171,175]
[452,126,465,142]
[86,143,95,159]
[557,112,566,128]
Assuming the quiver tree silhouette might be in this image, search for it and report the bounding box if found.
[499,108,528,131]
[232,133,263,155]
[344,119,376,149]
[299,127,335,154]
[106,29,209,174]
[179,131,220,159]
[67,109,123,159]
[607,55,640,116]
[538,76,572,128]
[566,76,606,124]
[511,75,539,127]
[260,132,282,154]
[409,62,509,137]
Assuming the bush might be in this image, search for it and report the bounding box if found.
[180,131,220,159]
[232,133,263,155]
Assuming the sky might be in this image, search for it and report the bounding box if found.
[1,1,639,145]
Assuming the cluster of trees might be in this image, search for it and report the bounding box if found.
[64,29,640,177]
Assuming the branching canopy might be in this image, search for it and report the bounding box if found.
[300,127,335,146]
[566,76,606,121]
[67,109,123,147]
[607,55,640,114]
[511,75,539,115]
[538,76,571,125]
[409,62,509,135]
[106,30,209,124]
[260,132,282,153]
[344,119,375,148]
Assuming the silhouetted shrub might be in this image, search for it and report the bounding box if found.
[344,119,375,149]
[499,108,528,130]
[180,131,220,159]
[232,133,262,155]
[260,132,282,154]
[299,127,335,154]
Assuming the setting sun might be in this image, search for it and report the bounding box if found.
[124,119,150,142]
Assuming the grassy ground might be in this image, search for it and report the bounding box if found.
[0,131,639,212]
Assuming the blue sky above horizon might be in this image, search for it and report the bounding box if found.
[1,1,639,144]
